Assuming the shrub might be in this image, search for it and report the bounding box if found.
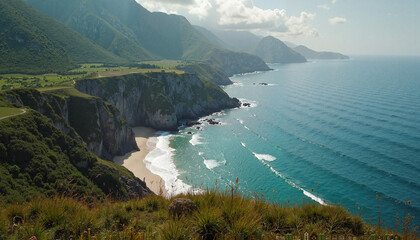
[14,222,48,240]
[160,219,191,240]
[194,208,221,239]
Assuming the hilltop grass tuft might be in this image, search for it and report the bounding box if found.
[1,189,416,239]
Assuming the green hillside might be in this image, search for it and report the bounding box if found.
[0,91,152,203]
[25,0,155,61]
[177,63,233,85]
[0,0,124,74]
[26,0,270,75]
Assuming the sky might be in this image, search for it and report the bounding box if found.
[136,0,420,56]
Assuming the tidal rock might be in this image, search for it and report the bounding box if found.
[206,119,220,125]
[186,121,200,127]
[168,198,197,218]
[242,103,251,107]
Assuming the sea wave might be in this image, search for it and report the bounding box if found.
[144,132,194,196]
[189,134,203,146]
[238,137,326,205]
[267,164,327,205]
[203,159,226,170]
[252,152,277,162]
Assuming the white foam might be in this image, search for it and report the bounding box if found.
[203,159,226,170]
[189,134,203,146]
[253,152,277,162]
[144,132,194,196]
[263,161,327,206]
[238,98,258,108]
[198,152,204,156]
[233,82,244,87]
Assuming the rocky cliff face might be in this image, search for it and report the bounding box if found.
[76,72,240,130]
[2,89,137,160]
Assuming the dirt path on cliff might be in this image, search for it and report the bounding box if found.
[0,108,27,121]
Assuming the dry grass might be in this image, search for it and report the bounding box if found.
[0,190,417,239]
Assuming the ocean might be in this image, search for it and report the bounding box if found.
[146,56,420,228]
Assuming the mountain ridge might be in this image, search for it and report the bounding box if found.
[250,36,307,63]
[293,45,349,59]
[26,0,270,75]
[0,0,125,74]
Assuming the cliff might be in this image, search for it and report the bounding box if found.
[2,88,137,160]
[76,72,240,130]
[0,110,152,203]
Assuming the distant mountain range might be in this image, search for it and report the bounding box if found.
[201,28,349,62]
[0,0,348,75]
[24,0,270,76]
[250,36,306,63]
[293,45,349,60]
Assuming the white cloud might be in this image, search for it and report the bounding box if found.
[329,17,347,24]
[317,5,330,10]
[331,0,337,4]
[137,0,318,38]
[188,0,212,19]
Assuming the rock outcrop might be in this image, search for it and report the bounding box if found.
[76,72,240,131]
[168,198,197,218]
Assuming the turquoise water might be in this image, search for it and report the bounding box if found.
[170,56,420,227]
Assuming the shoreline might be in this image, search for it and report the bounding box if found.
[113,127,167,196]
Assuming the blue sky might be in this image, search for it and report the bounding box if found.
[137,0,420,56]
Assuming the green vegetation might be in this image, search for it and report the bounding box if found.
[0,73,87,90]
[0,108,23,119]
[0,106,144,203]
[25,0,270,75]
[1,189,414,240]
[0,63,186,90]
[177,62,232,85]
[0,0,124,74]
[141,60,185,69]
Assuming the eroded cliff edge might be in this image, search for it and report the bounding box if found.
[76,72,240,131]
[2,88,137,160]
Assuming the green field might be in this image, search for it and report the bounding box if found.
[0,73,92,90]
[0,62,186,91]
[141,60,185,68]
[0,107,23,119]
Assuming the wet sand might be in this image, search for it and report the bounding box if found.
[113,127,167,196]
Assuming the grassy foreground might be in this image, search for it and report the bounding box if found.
[3,187,415,240]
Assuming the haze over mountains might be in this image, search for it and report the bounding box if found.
[293,45,349,60]
[1,0,350,76]
[195,26,348,62]
[24,0,270,75]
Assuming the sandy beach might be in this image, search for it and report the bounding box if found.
[113,127,167,196]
